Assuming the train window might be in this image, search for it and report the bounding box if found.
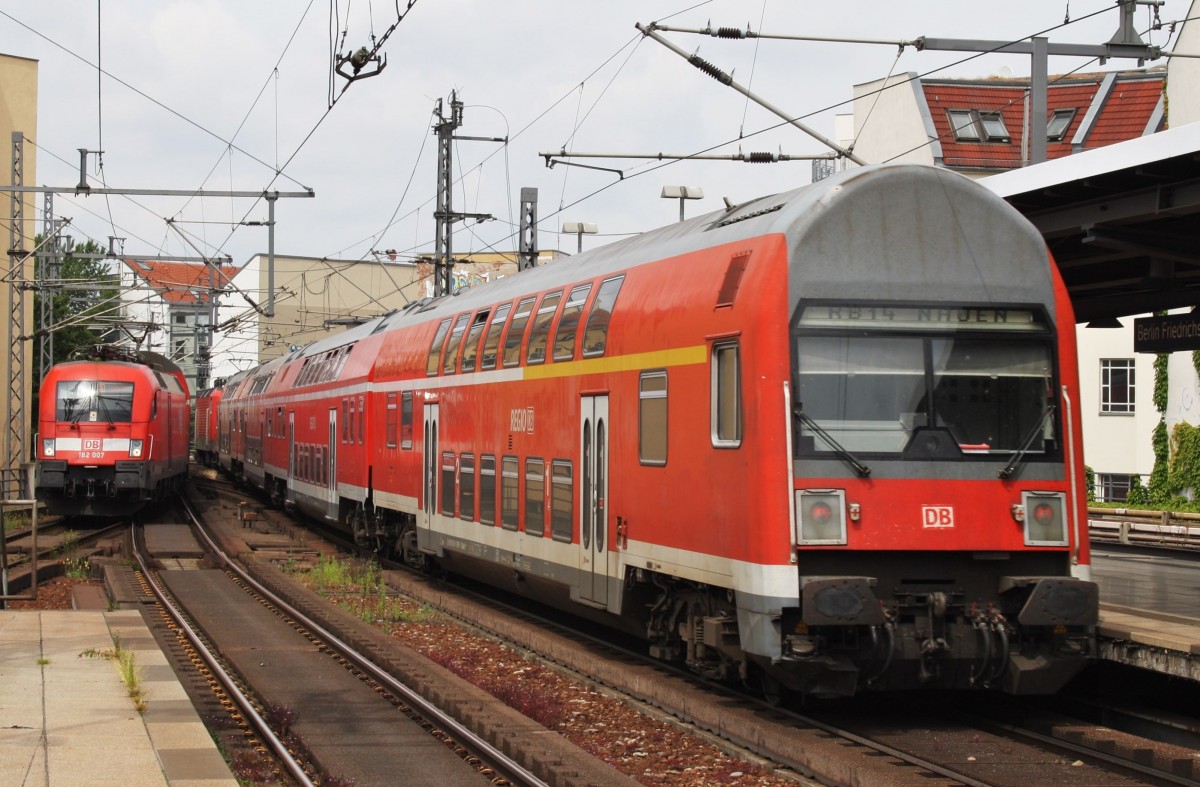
[459,453,476,522]
[550,460,573,542]
[716,252,751,308]
[461,310,489,373]
[479,455,497,525]
[582,275,625,357]
[553,284,592,361]
[524,458,546,537]
[426,318,452,376]
[480,302,512,370]
[401,391,414,449]
[358,395,365,444]
[386,393,398,448]
[711,341,742,447]
[342,399,351,443]
[526,291,563,365]
[500,455,519,531]
[795,331,1054,457]
[639,371,668,466]
[277,407,285,439]
[503,297,537,367]
[443,313,471,374]
[56,380,136,423]
[440,452,457,516]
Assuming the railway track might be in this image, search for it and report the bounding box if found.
[135,491,625,786]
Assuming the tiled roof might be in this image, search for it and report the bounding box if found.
[922,72,1164,172]
[123,259,239,304]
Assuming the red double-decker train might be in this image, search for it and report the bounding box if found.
[36,348,190,517]
[215,164,1098,697]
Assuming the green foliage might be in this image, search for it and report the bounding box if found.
[1084,465,1096,503]
[1153,353,1169,413]
[1147,418,1171,504]
[1125,475,1149,506]
[1169,422,1200,501]
[63,557,91,579]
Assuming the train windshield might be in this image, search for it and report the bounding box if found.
[55,381,136,423]
[793,304,1056,459]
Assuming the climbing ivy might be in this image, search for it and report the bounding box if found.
[1084,465,1096,503]
[1125,474,1149,506]
[1170,422,1200,503]
[1147,418,1171,504]
[1153,353,1169,413]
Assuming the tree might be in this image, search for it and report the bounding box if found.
[30,239,121,418]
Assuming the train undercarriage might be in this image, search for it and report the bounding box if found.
[268,492,1099,699]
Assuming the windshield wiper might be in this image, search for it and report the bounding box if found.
[793,406,871,477]
[93,394,117,429]
[998,403,1055,479]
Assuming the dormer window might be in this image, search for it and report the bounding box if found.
[947,109,1011,143]
[1046,109,1076,142]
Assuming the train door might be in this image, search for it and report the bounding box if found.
[420,403,439,550]
[578,395,609,607]
[287,411,295,488]
[327,409,338,519]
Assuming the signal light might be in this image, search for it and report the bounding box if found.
[1032,503,1055,526]
[809,501,833,524]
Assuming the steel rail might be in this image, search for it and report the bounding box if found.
[179,497,549,787]
[130,536,315,786]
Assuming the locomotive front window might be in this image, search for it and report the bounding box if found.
[794,306,1055,459]
[56,381,135,423]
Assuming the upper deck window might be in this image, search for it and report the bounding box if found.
[443,314,471,374]
[56,380,135,423]
[527,291,563,365]
[582,275,625,357]
[480,302,512,371]
[426,318,452,376]
[553,284,592,361]
[503,297,537,367]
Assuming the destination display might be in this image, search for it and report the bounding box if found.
[797,304,1043,331]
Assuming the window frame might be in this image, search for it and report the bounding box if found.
[526,291,563,365]
[711,340,742,447]
[500,455,520,531]
[503,297,537,367]
[1100,358,1136,414]
[459,453,476,522]
[479,454,497,525]
[639,370,668,466]
[553,284,593,361]
[1046,108,1076,142]
[400,391,414,449]
[385,392,398,448]
[947,108,1011,143]
[550,459,573,543]
[524,457,546,536]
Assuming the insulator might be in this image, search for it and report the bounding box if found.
[716,27,745,39]
[747,151,777,163]
[688,55,733,85]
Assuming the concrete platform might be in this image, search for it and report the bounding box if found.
[0,609,235,787]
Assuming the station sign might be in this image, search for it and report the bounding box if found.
[1133,313,1200,353]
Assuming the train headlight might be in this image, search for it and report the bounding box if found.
[1021,491,1067,546]
[42,438,55,457]
[796,489,847,545]
[129,439,144,458]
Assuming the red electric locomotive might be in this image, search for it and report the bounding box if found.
[36,348,190,517]
[193,385,223,467]
[222,164,1098,697]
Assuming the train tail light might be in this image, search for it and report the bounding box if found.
[42,438,55,457]
[1019,491,1067,546]
[796,489,847,545]
[129,439,144,458]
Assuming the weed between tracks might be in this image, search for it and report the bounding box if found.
[285,555,790,786]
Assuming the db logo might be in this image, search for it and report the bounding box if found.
[82,439,102,450]
[922,505,955,528]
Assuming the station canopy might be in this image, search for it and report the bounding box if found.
[984,121,1200,325]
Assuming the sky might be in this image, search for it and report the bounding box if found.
[1,0,1191,270]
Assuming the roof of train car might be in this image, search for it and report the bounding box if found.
[255,163,1053,385]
